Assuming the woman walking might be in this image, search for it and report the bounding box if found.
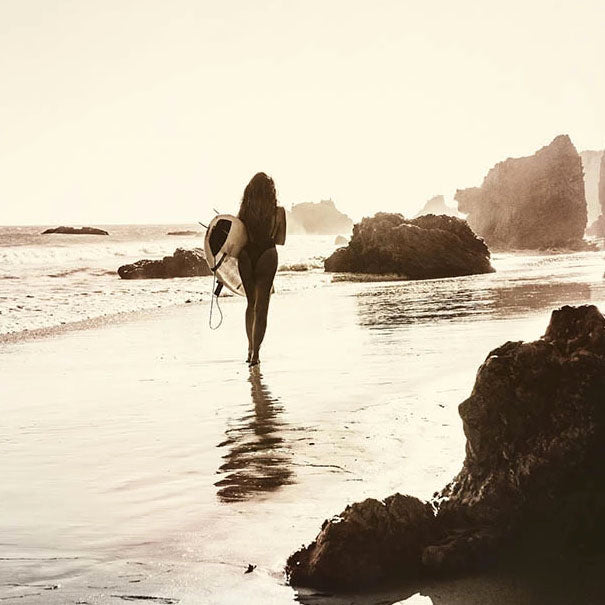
[237,172,286,366]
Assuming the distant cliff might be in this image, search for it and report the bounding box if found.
[287,199,353,235]
[456,135,588,249]
[414,195,458,218]
[580,150,603,226]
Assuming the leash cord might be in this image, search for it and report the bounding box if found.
[209,271,223,330]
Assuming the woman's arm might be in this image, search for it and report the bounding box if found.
[274,206,287,245]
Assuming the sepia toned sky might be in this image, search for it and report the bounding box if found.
[1,0,604,225]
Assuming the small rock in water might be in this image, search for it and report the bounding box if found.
[244,564,256,574]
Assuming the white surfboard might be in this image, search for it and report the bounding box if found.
[204,215,248,297]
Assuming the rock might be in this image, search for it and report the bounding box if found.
[587,215,605,237]
[580,150,604,226]
[456,135,588,249]
[279,263,309,272]
[334,235,348,245]
[117,248,211,279]
[601,152,605,217]
[324,213,494,279]
[287,305,605,588]
[42,226,109,235]
[432,304,605,568]
[166,230,201,236]
[586,152,605,237]
[287,199,353,235]
[414,195,458,218]
[287,494,436,589]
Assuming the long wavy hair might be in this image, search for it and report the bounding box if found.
[238,172,277,244]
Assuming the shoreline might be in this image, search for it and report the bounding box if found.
[0,303,195,346]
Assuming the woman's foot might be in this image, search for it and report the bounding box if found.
[248,355,260,366]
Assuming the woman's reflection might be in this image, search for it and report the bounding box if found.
[215,367,294,502]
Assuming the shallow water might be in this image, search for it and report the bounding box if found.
[0,225,337,335]
[1,250,605,604]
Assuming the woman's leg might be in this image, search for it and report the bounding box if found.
[250,247,278,364]
[237,249,256,361]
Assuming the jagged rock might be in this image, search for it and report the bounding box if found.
[42,226,109,235]
[287,199,353,235]
[432,304,605,567]
[324,213,494,279]
[456,135,588,249]
[287,494,436,589]
[580,150,604,226]
[601,152,605,213]
[117,248,211,279]
[287,305,605,588]
[414,195,458,218]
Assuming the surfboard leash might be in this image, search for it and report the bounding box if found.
[209,271,224,330]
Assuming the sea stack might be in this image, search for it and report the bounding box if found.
[580,149,604,226]
[456,135,588,250]
[414,195,458,218]
[324,213,494,279]
[588,153,605,237]
[287,199,353,235]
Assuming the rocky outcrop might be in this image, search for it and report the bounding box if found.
[287,495,436,588]
[580,150,603,226]
[287,199,353,235]
[117,248,211,279]
[42,226,109,235]
[588,153,605,237]
[166,230,201,236]
[324,213,494,279]
[334,235,348,245]
[456,135,588,249]
[414,195,458,218]
[287,305,605,589]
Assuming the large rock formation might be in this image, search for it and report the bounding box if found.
[287,305,605,589]
[117,248,211,279]
[586,153,605,237]
[324,213,494,279]
[580,150,603,226]
[456,135,588,249]
[414,195,458,218]
[287,199,353,235]
[42,226,109,235]
[587,153,605,237]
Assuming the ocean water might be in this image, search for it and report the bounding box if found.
[0,225,339,335]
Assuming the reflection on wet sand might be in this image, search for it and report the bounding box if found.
[215,367,294,502]
[355,277,593,328]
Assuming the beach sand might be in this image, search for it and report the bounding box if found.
[2,266,605,604]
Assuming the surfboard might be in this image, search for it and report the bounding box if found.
[204,215,248,297]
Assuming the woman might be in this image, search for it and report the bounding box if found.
[238,172,286,366]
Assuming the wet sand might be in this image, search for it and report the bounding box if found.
[2,253,605,604]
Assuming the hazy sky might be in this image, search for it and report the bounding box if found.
[1,0,604,225]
